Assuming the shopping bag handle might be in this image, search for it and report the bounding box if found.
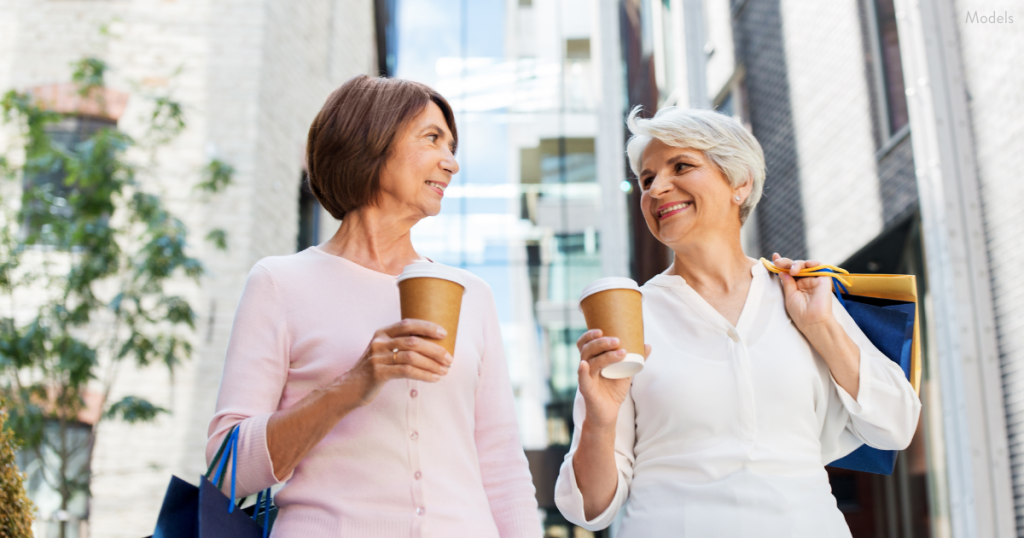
[204,425,236,482]
[760,258,852,306]
[210,427,240,511]
[204,425,274,535]
[252,488,272,538]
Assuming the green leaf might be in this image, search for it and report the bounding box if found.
[205,229,228,251]
[55,336,97,387]
[148,96,186,141]
[104,396,168,424]
[70,57,107,96]
[119,332,155,366]
[162,296,195,329]
[109,292,124,314]
[195,159,233,194]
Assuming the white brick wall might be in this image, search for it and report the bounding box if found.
[0,1,374,536]
[779,0,885,263]
[952,0,1024,530]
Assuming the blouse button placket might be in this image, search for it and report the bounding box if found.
[730,329,758,446]
[407,379,425,537]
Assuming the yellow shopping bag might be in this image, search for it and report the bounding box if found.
[760,259,921,394]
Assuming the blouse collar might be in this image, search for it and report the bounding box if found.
[644,259,769,342]
[645,259,768,288]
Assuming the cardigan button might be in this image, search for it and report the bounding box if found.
[410,431,419,441]
[414,471,422,480]
[410,389,418,398]
[416,507,425,516]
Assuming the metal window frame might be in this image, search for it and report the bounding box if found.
[864,0,895,142]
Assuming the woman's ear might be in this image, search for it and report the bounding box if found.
[734,176,754,204]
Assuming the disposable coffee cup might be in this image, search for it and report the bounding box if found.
[397,262,467,355]
[579,277,645,379]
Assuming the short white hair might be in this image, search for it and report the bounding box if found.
[626,106,766,223]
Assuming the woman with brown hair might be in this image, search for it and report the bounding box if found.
[207,76,542,537]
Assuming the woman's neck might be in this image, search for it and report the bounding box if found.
[320,205,424,275]
[668,234,754,294]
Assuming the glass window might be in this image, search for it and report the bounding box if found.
[17,421,92,538]
[659,0,678,101]
[874,0,909,135]
[547,326,588,402]
[539,138,596,185]
[547,231,601,303]
[297,172,321,251]
[717,91,734,118]
[396,1,628,533]
[22,116,116,241]
[565,38,590,60]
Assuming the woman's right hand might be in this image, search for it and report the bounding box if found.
[340,319,453,406]
[576,330,652,428]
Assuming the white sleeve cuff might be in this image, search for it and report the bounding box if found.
[554,459,627,531]
[830,347,920,450]
[830,347,872,415]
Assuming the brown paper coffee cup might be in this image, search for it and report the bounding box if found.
[579,277,644,379]
[397,263,466,355]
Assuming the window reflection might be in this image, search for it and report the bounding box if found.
[397,1,621,534]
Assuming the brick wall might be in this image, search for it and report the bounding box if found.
[778,0,884,263]
[0,1,374,536]
[733,0,808,260]
[876,134,917,228]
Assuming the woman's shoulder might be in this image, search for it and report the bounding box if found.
[638,273,684,301]
[249,248,323,280]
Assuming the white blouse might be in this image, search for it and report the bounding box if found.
[554,261,921,537]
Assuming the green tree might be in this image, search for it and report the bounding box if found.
[0,400,34,538]
[0,57,230,538]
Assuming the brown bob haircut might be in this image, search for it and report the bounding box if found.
[306,75,458,220]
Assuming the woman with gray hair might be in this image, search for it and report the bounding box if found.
[553,107,920,537]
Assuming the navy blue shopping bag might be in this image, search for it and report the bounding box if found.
[149,427,274,538]
[826,294,915,475]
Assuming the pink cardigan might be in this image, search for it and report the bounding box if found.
[207,247,542,538]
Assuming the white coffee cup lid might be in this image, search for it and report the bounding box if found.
[397,261,467,291]
[578,277,642,311]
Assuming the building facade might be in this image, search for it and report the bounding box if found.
[0,0,375,536]
[3,0,1021,537]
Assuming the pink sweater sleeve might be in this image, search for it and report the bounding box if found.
[473,287,543,537]
[206,264,291,497]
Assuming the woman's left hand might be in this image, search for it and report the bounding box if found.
[771,253,835,331]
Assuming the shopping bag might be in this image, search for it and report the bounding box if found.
[148,426,274,538]
[761,259,921,475]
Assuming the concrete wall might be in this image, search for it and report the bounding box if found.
[951,0,1024,531]
[0,0,373,535]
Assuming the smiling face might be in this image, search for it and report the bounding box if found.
[376,101,459,218]
[638,138,750,248]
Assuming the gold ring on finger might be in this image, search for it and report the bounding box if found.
[392,348,399,364]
